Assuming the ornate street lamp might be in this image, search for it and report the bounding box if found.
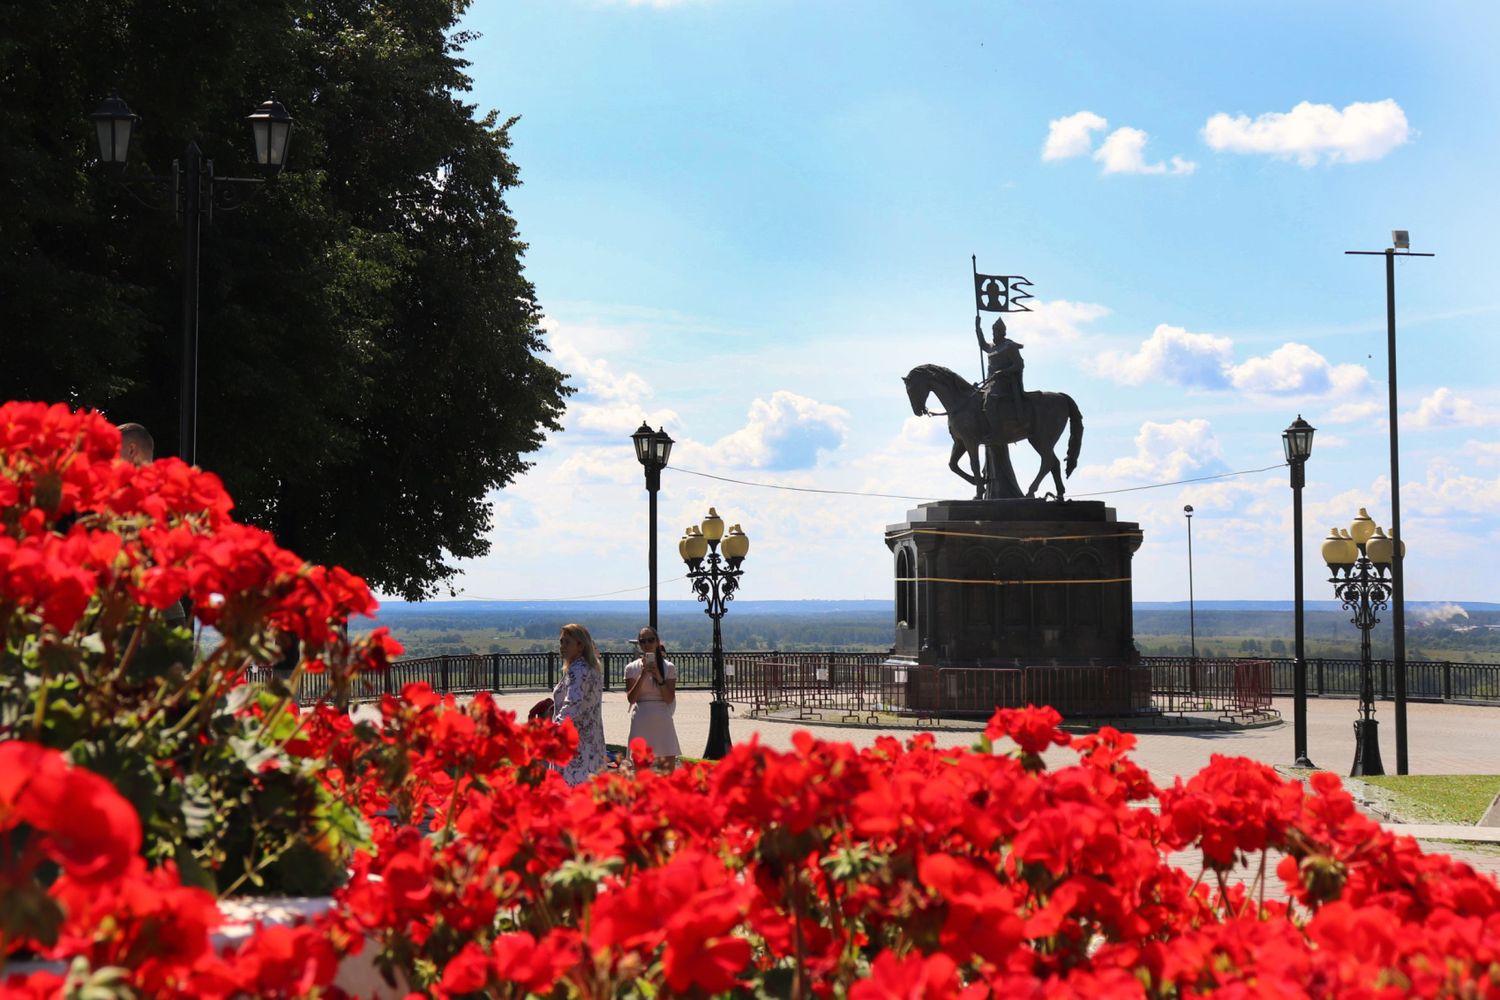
[1323,508,1406,776]
[680,509,748,760]
[246,98,295,172]
[88,92,293,465]
[632,422,674,632]
[1283,415,1316,768]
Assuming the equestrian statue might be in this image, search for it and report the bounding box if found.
[903,315,1083,501]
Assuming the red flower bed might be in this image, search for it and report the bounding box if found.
[3,401,1500,998]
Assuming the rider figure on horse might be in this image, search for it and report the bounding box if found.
[976,314,1026,430]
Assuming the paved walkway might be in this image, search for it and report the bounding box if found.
[469,690,1500,894]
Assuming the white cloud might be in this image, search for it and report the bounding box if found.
[1042,111,1108,161]
[1009,299,1111,341]
[1226,343,1369,396]
[1095,324,1233,387]
[1406,387,1498,429]
[1202,99,1410,166]
[1405,459,1500,516]
[1087,419,1225,482]
[1470,441,1500,467]
[713,391,849,470]
[1324,400,1384,424]
[1096,327,1370,398]
[547,322,679,436]
[1093,127,1196,176]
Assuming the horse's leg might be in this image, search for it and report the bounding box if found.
[948,439,980,487]
[1026,405,1069,498]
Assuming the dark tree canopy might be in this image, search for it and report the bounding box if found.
[0,0,570,599]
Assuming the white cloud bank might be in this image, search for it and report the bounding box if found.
[1202,99,1410,166]
[1094,127,1196,175]
[1096,324,1369,396]
[713,391,848,471]
[1406,388,1498,429]
[1090,419,1225,482]
[1042,111,1109,161]
[1043,112,1193,175]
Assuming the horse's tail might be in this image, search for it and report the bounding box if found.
[1064,395,1084,478]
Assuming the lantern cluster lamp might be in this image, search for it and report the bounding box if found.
[88,93,294,466]
[1321,508,1407,776]
[680,509,749,760]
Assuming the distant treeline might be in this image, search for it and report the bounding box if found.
[355,603,1500,662]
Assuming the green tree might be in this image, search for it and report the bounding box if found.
[0,0,568,598]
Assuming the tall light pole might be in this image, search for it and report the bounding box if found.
[1323,509,1404,776]
[1283,416,1316,768]
[1346,232,1432,775]
[680,509,749,760]
[1184,505,1197,661]
[90,94,293,465]
[631,422,674,632]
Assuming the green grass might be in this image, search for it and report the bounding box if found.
[1356,774,1500,825]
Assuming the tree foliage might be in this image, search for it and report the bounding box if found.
[0,0,569,598]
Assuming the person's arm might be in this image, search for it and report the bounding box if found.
[624,661,645,705]
[974,315,987,351]
[660,660,677,705]
[556,661,586,721]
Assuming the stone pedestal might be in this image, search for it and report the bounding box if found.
[885,499,1145,715]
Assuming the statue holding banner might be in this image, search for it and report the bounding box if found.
[901,258,1082,501]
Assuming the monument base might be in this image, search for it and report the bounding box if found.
[885,499,1145,716]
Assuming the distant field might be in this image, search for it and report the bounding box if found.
[355,601,1500,662]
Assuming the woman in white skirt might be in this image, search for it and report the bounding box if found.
[623,626,680,772]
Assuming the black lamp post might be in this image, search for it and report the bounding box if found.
[1346,232,1434,775]
[1283,415,1316,768]
[89,93,293,466]
[632,422,674,632]
[1184,505,1196,661]
[1323,509,1403,776]
[680,509,748,760]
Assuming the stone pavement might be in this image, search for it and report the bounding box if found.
[460,690,1500,895]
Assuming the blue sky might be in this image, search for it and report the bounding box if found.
[438,0,1500,607]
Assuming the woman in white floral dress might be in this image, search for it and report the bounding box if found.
[552,623,606,785]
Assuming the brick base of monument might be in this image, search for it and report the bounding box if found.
[884,499,1146,717]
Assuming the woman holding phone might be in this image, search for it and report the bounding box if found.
[623,626,680,772]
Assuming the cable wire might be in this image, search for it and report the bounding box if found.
[671,461,1288,502]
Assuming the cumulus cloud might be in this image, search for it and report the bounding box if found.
[1404,459,1500,516]
[1042,111,1109,161]
[1095,324,1233,387]
[1090,419,1226,482]
[1093,127,1196,175]
[1096,326,1370,397]
[714,391,849,471]
[1406,387,1497,428]
[1202,99,1410,166]
[1226,343,1369,396]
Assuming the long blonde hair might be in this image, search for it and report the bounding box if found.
[561,623,602,673]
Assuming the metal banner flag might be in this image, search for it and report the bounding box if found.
[972,271,1034,313]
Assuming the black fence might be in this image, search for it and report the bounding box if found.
[256,651,1500,711]
[1146,655,1500,706]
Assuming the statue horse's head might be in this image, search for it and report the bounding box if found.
[901,372,929,416]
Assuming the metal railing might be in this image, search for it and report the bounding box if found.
[255,649,1500,712]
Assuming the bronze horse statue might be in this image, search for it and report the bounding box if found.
[903,363,1083,500]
